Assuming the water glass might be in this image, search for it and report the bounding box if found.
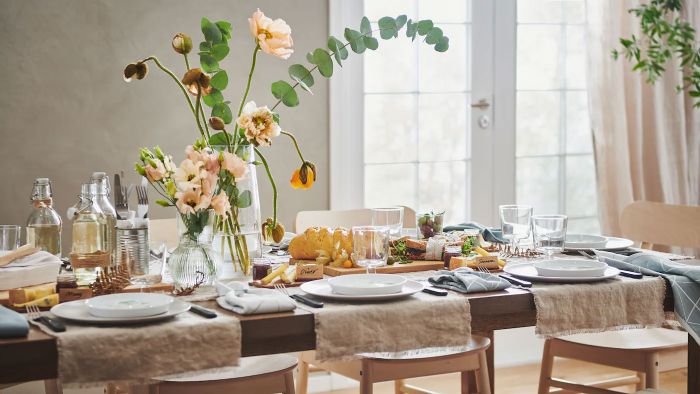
[499,205,533,249]
[352,226,390,273]
[0,225,21,253]
[532,215,568,259]
[371,207,404,239]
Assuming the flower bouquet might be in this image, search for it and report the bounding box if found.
[126,9,449,284]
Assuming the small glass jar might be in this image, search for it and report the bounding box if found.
[416,211,445,239]
[252,258,272,281]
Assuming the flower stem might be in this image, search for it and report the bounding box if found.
[237,45,261,118]
[255,147,277,226]
[195,90,208,142]
[183,54,190,70]
[281,131,305,163]
[196,83,211,142]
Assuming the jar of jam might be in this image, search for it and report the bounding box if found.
[443,246,462,268]
[252,258,272,281]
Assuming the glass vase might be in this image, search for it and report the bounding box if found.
[169,211,222,288]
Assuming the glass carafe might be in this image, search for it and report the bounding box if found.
[70,183,109,285]
[90,172,117,265]
[26,178,62,256]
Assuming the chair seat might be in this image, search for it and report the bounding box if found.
[158,354,297,382]
[636,390,674,394]
[361,335,491,360]
[556,328,687,350]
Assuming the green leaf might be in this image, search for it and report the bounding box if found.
[200,54,219,73]
[378,17,398,39]
[216,21,233,40]
[288,64,315,93]
[360,16,372,36]
[211,71,228,90]
[406,20,418,41]
[364,36,379,50]
[311,48,333,77]
[212,102,233,124]
[272,113,280,124]
[271,80,299,107]
[237,190,252,208]
[199,42,212,52]
[426,27,444,45]
[344,28,366,53]
[434,36,449,52]
[201,17,223,43]
[395,15,408,29]
[203,88,224,107]
[156,199,171,207]
[211,43,230,61]
[417,20,434,35]
[208,132,230,146]
[328,36,349,65]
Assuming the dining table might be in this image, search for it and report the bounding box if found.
[1,261,698,393]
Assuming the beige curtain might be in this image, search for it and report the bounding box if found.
[586,0,700,237]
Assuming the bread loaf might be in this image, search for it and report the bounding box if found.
[288,227,353,260]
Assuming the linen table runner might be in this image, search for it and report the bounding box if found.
[289,283,471,362]
[531,276,666,337]
[38,302,241,388]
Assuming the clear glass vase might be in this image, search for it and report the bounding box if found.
[169,211,222,288]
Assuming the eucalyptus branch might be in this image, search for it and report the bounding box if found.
[237,45,261,117]
[255,147,277,225]
[281,131,305,162]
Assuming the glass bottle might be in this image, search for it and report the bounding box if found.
[26,178,62,256]
[90,172,117,266]
[70,183,108,285]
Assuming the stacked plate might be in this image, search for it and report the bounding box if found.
[504,259,620,283]
[564,234,634,251]
[51,293,189,325]
[300,274,423,301]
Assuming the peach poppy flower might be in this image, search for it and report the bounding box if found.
[236,101,281,146]
[290,162,315,190]
[181,68,212,96]
[248,9,294,59]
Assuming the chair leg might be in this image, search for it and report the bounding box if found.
[394,379,405,394]
[460,371,471,394]
[538,339,554,394]
[636,371,646,390]
[296,357,309,394]
[360,359,373,394]
[44,379,63,394]
[476,351,492,394]
[644,353,659,388]
[284,370,296,394]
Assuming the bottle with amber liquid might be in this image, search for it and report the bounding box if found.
[70,183,108,285]
[26,178,62,257]
[90,172,117,266]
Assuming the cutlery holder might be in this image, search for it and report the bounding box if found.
[115,225,149,280]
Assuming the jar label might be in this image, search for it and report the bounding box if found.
[70,252,111,269]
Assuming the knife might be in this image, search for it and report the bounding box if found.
[33,315,66,332]
[189,304,217,318]
[499,273,533,288]
[292,294,323,308]
[618,269,643,279]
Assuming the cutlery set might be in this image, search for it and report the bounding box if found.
[114,172,148,220]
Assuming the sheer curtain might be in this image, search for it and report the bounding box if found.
[586,0,700,237]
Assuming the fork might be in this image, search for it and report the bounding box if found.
[578,250,643,279]
[26,304,66,332]
[476,265,533,288]
[135,184,149,219]
[274,284,323,308]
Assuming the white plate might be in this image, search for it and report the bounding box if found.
[504,263,619,283]
[86,293,174,318]
[328,274,407,295]
[565,234,608,249]
[564,236,634,251]
[51,299,190,325]
[534,259,608,278]
[301,279,424,301]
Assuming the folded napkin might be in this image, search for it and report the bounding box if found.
[429,267,511,293]
[596,250,700,344]
[442,222,508,244]
[0,305,29,338]
[215,287,295,315]
[0,251,62,290]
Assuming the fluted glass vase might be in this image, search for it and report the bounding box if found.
[169,210,221,288]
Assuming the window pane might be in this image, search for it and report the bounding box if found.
[566,91,592,154]
[364,28,418,93]
[516,157,560,214]
[517,0,563,23]
[418,93,469,161]
[418,0,469,23]
[516,91,561,156]
[365,163,418,208]
[565,155,598,217]
[517,25,562,90]
[418,161,468,223]
[365,0,416,22]
[419,24,469,92]
[364,94,417,164]
[566,25,586,89]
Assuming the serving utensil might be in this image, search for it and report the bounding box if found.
[26,304,65,332]
[135,185,149,219]
[114,173,129,220]
[274,284,323,308]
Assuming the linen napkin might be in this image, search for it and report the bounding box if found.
[442,222,507,244]
[596,250,700,344]
[0,305,29,338]
[216,286,295,315]
[428,267,510,293]
[0,251,62,290]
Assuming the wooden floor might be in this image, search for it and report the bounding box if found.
[321,359,687,394]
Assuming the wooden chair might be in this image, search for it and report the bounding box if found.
[538,201,698,394]
[297,336,492,394]
[152,354,297,394]
[295,207,417,233]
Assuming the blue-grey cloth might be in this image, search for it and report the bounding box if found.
[429,267,511,293]
[442,222,508,244]
[0,305,29,338]
[596,250,700,344]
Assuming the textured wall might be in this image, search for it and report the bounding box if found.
[0,0,329,252]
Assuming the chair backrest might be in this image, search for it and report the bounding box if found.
[400,205,417,230]
[149,218,178,249]
[295,207,419,232]
[620,201,700,249]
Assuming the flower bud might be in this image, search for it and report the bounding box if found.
[209,117,226,130]
[156,199,171,207]
[154,146,165,160]
[172,33,193,55]
[134,163,146,177]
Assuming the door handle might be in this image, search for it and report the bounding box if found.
[470,99,490,110]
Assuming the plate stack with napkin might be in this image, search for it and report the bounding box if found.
[215,282,296,315]
[0,247,62,290]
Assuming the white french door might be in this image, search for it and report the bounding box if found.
[330,0,599,232]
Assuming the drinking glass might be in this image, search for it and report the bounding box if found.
[499,205,533,250]
[352,226,390,273]
[371,207,404,239]
[0,225,21,253]
[532,215,568,259]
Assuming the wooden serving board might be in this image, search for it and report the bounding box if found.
[249,280,303,289]
[290,259,445,276]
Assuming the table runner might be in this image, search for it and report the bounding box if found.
[38,301,241,388]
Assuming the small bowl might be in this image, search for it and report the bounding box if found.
[328,274,407,296]
[565,234,608,249]
[86,293,174,318]
[534,259,608,278]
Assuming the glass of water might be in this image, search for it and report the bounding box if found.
[0,225,21,253]
[499,205,533,250]
[532,215,568,259]
[352,226,390,273]
[371,207,404,239]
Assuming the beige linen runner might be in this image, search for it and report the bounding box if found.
[39,302,241,388]
[531,276,666,337]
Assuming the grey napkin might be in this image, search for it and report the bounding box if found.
[429,267,511,293]
[0,305,29,338]
[442,222,508,244]
[596,250,700,344]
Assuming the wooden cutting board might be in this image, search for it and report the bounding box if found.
[290,259,445,276]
